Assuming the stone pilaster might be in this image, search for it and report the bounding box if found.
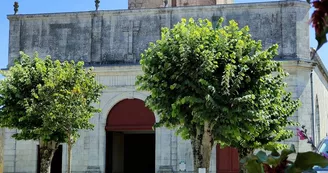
[91,13,103,64]
[7,17,21,67]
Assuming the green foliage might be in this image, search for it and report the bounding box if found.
[136,18,300,152]
[241,145,328,173]
[0,52,104,144]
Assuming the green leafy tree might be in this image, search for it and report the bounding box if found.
[0,52,104,173]
[136,18,299,172]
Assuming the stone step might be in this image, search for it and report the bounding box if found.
[86,166,101,173]
[158,165,174,173]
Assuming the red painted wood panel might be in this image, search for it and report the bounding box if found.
[105,99,156,131]
[216,145,239,173]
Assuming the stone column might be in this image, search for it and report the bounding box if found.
[86,113,101,173]
[160,12,172,34]
[122,20,140,63]
[3,129,17,173]
[98,116,107,173]
[0,128,4,173]
[91,13,103,64]
[7,17,21,67]
[156,127,173,170]
[171,131,178,171]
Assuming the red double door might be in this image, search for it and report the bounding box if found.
[216,145,239,173]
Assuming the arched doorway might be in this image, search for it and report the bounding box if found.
[105,99,156,173]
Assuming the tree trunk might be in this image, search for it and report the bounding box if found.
[238,148,254,173]
[0,128,4,173]
[191,122,214,173]
[67,139,72,173]
[39,140,58,173]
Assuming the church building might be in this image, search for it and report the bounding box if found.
[3,0,328,173]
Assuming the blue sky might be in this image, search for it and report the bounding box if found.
[0,0,325,70]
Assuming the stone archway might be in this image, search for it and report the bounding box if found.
[105,99,156,173]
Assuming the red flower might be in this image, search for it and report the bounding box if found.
[310,0,328,34]
[296,128,306,140]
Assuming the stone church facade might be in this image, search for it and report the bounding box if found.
[3,0,328,173]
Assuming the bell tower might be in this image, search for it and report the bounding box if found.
[128,0,232,9]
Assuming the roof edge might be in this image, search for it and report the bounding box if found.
[311,47,328,82]
[7,0,309,20]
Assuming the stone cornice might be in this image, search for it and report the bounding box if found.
[310,48,328,83]
[91,65,142,76]
[7,0,309,21]
[279,58,316,69]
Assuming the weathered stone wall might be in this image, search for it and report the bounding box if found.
[1,65,216,173]
[128,0,228,9]
[3,129,38,173]
[176,0,216,6]
[7,1,309,67]
[276,56,328,155]
[313,62,328,145]
[3,61,324,173]
[281,60,313,154]
[128,0,164,9]
[4,1,317,173]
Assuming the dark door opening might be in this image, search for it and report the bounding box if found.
[106,131,155,173]
[105,99,156,173]
[37,145,63,173]
[172,0,177,6]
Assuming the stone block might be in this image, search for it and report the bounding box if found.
[158,165,174,173]
[86,166,101,173]
[3,160,14,167]
[4,155,15,162]
[4,166,14,173]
